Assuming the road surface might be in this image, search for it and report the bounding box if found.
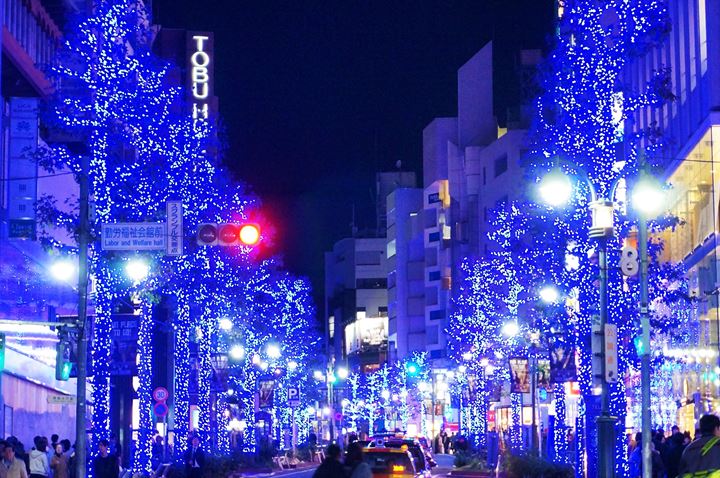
[273,454,455,478]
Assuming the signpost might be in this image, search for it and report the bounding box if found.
[101,223,166,251]
[153,387,171,461]
[604,324,618,383]
[287,386,300,454]
[47,395,77,405]
[166,201,183,256]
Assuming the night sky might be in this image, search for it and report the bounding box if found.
[152,1,555,304]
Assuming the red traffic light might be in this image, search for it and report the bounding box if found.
[239,224,260,246]
[196,223,260,247]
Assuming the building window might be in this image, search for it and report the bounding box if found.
[428,270,440,282]
[356,278,387,289]
[494,154,508,178]
[428,231,440,243]
[356,250,381,265]
[18,183,26,192]
[430,349,445,359]
[429,309,445,321]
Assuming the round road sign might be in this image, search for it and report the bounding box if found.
[153,402,168,417]
[152,387,169,402]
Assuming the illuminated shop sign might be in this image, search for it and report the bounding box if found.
[187,32,214,123]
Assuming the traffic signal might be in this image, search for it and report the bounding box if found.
[0,333,5,372]
[197,223,261,247]
[405,361,419,376]
[55,341,72,381]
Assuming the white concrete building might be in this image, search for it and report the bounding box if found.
[387,43,537,366]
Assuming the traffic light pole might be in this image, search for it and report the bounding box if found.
[75,157,90,478]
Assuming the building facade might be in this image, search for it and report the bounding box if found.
[626,0,720,430]
[388,43,536,368]
[0,0,81,445]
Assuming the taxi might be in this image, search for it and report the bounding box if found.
[362,447,422,478]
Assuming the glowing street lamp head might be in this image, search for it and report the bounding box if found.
[337,367,349,379]
[539,169,573,207]
[313,370,324,381]
[539,286,560,304]
[50,259,77,283]
[462,351,473,361]
[218,318,233,331]
[287,360,298,371]
[125,258,150,283]
[266,343,281,359]
[229,344,245,361]
[239,223,261,246]
[632,178,665,217]
[502,321,520,337]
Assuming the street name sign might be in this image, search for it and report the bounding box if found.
[166,201,183,256]
[47,395,76,405]
[101,223,166,251]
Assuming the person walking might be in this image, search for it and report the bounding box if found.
[1,445,28,478]
[28,438,49,478]
[345,442,371,478]
[49,445,67,478]
[183,436,205,478]
[312,444,346,478]
[92,440,119,478]
[678,414,720,476]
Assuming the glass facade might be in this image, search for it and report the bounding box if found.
[663,126,720,348]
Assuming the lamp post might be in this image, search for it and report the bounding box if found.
[539,168,618,477]
[632,168,665,478]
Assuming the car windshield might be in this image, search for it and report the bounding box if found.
[382,443,425,469]
[363,452,414,474]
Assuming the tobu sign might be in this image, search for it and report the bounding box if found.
[188,32,214,123]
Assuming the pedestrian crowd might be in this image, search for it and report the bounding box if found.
[312,443,372,478]
[628,414,720,478]
[0,434,74,478]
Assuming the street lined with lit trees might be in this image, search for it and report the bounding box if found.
[0,0,714,478]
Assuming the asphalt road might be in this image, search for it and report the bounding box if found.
[276,454,455,478]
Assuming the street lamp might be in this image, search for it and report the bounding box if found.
[336,367,349,380]
[229,344,245,361]
[218,318,233,331]
[538,169,573,206]
[502,321,520,338]
[50,259,77,283]
[539,165,621,477]
[125,258,150,283]
[539,286,560,304]
[266,343,281,359]
[631,170,665,478]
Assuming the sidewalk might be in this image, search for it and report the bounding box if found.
[233,460,318,478]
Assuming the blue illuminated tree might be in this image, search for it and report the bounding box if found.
[448,0,681,474]
[38,0,262,474]
[212,262,320,453]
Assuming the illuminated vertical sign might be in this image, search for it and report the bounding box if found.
[8,98,39,239]
[187,32,214,124]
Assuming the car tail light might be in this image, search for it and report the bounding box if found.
[392,465,405,473]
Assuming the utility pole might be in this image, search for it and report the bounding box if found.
[75,156,90,478]
[638,165,652,478]
[595,236,616,478]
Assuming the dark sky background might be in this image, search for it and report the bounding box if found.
[152,1,555,305]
